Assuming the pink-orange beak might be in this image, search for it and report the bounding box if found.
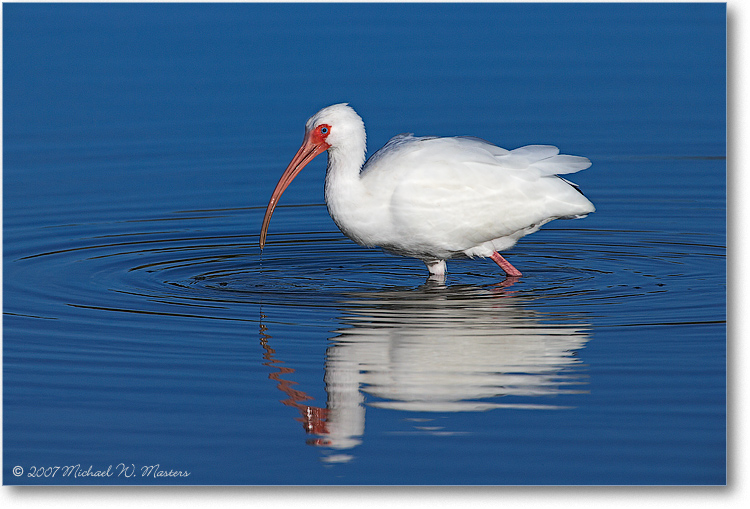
[260,130,330,249]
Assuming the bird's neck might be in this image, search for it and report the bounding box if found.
[324,137,372,244]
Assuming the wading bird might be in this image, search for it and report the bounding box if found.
[260,104,594,279]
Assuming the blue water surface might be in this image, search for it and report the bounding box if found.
[3,3,725,485]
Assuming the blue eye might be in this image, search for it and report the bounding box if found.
[320,127,328,134]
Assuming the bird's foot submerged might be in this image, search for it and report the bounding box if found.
[424,253,522,280]
[490,252,522,277]
[425,259,447,280]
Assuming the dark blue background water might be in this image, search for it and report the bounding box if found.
[3,3,725,484]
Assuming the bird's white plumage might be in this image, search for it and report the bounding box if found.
[265,103,595,277]
[315,104,594,263]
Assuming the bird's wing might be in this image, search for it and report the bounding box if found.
[361,133,426,174]
[363,137,594,255]
[365,136,590,176]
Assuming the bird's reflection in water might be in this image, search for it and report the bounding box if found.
[259,278,592,463]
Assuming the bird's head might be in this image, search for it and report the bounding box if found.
[260,103,366,249]
[304,103,365,153]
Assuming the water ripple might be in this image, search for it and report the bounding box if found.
[5,205,725,331]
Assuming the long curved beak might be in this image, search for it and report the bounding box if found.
[260,132,329,249]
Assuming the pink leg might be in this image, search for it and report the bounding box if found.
[490,252,522,277]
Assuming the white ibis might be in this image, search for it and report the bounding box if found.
[260,103,594,278]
